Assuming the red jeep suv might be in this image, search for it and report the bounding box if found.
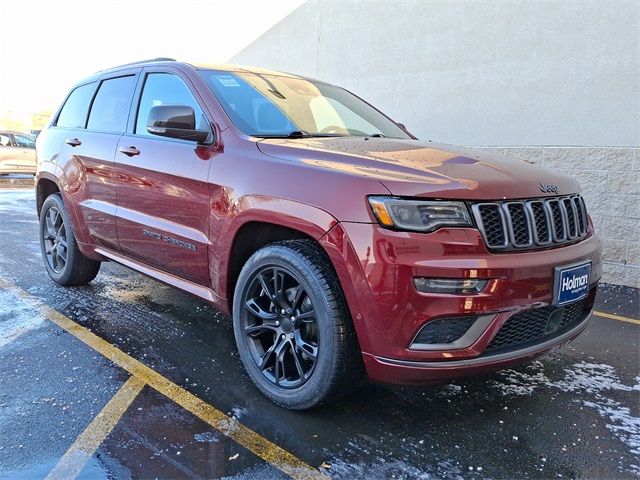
[36,59,602,409]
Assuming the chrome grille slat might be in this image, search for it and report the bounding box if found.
[526,201,552,244]
[503,202,532,247]
[472,195,588,251]
[573,196,587,235]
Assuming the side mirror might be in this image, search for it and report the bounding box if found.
[147,105,211,144]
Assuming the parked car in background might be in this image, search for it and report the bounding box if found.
[35,59,602,409]
[30,130,42,138]
[0,131,37,175]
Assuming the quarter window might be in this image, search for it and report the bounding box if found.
[56,83,96,129]
[87,76,136,133]
[135,73,208,136]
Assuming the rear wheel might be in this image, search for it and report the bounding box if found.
[39,193,100,286]
[233,240,363,409]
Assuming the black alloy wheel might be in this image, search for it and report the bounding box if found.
[241,265,319,388]
[42,206,68,273]
[232,240,363,409]
[39,193,101,286]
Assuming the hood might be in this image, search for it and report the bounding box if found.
[256,137,579,200]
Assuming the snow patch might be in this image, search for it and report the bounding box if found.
[194,431,220,443]
[492,361,640,461]
[0,289,45,348]
[321,457,465,480]
[0,190,36,216]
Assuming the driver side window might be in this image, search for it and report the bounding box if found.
[136,73,208,137]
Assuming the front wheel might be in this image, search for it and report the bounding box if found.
[39,193,101,286]
[232,240,363,409]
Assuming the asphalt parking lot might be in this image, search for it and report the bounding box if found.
[1,180,639,479]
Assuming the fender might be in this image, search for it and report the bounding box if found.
[35,164,98,258]
[319,222,375,355]
[210,194,339,308]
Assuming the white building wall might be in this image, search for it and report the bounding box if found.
[231,0,640,287]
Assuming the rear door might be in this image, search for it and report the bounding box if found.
[0,133,16,172]
[114,68,213,285]
[56,70,139,249]
[11,134,37,172]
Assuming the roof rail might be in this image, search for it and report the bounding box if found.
[99,57,177,72]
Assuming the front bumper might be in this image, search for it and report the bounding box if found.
[320,222,602,384]
[363,309,592,384]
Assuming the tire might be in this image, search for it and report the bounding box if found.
[233,240,363,409]
[39,193,101,286]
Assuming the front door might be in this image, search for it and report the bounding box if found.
[114,71,213,285]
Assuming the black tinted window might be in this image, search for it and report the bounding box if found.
[56,83,96,129]
[87,76,136,133]
[136,73,207,136]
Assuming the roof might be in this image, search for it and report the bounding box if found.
[93,58,318,82]
[0,130,32,136]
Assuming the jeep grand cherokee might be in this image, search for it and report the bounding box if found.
[35,58,602,409]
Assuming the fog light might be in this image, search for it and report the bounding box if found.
[413,278,488,294]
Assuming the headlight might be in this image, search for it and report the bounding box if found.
[368,196,472,232]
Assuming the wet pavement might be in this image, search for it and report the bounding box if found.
[0,187,639,479]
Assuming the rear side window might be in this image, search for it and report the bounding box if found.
[87,76,136,133]
[135,73,207,136]
[56,83,96,129]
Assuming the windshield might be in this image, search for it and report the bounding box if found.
[198,70,411,139]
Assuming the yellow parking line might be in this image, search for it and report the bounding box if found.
[0,278,326,480]
[593,310,640,325]
[45,376,145,480]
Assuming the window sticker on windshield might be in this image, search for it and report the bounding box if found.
[215,75,241,87]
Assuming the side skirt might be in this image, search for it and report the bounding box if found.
[94,247,226,307]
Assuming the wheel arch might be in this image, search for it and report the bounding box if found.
[35,174,62,215]
[214,196,340,315]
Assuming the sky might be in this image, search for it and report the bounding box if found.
[0,0,305,119]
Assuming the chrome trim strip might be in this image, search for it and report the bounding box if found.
[409,314,496,351]
[375,311,593,368]
[79,199,118,216]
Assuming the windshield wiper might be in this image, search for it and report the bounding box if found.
[369,133,385,138]
[256,130,347,139]
[285,130,312,138]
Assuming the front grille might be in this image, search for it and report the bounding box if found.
[483,298,590,356]
[413,316,478,345]
[471,195,588,251]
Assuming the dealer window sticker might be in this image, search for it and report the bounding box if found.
[215,75,241,87]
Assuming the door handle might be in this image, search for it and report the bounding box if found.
[118,146,140,157]
[65,138,81,147]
